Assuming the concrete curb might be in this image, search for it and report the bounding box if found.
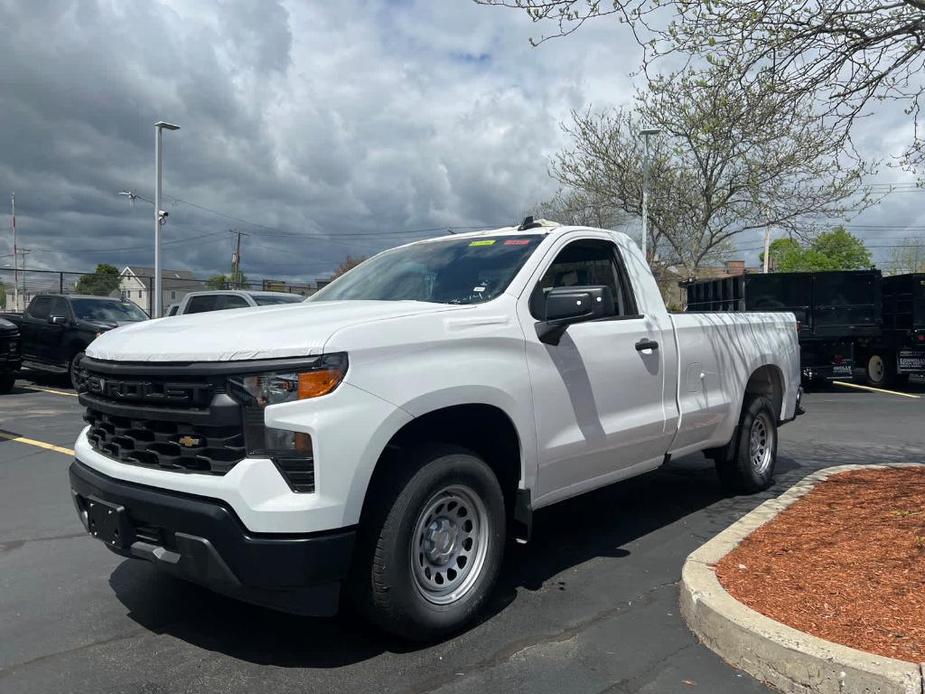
[680,464,925,694]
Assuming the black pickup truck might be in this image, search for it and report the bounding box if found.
[4,294,148,387]
[0,317,22,392]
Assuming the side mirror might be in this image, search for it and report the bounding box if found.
[48,315,67,325]
[536,285,615,345]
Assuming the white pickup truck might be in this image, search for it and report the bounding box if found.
[70,221,801,639]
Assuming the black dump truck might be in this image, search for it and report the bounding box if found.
[0,317,22,393]
[685,270,882,383]
[853,273,925,387]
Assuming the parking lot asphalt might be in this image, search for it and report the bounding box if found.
[1,376,923,694]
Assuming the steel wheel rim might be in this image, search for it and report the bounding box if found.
[410,484,489,605]
[749,412,774,474]
[869,355,884,382]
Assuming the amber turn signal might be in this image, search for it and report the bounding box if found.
[298,368,345,399]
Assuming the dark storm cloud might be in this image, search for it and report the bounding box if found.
[0,0,921,283]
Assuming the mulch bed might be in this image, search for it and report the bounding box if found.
[715,467,925,663]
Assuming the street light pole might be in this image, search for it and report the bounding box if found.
[154,121,179,318]
[640,128,660,263]
[9,193,17,311]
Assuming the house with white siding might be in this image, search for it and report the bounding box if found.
[119,266,199,315]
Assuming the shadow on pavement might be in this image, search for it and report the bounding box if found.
[108,452,809,668]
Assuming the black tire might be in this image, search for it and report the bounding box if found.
[865,352,896,388]
[68,351,85,391]
[351,444,506,641]
[0,373,15,394]
[715,395,778,494]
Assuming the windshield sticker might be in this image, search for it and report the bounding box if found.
[469,239,496,247]
[504,239,530,245]
[473,286,486,293]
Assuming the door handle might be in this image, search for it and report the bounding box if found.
[635,338,659,352]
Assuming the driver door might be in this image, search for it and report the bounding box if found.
[520,235,672,504]
[41,296,70,366]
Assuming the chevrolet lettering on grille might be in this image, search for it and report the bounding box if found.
[85,376,208,405]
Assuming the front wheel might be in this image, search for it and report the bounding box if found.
[68,351,85,391]
[0,372,15,394]
[715,395,778,494]
[351,445,506,641]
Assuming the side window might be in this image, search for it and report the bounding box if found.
[28,297,52,319]
[215,295,249,310]
[185,295,218,314]
[530,239,637,319]
[49,297,69,318]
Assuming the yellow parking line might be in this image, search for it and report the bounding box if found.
[832,381,921,399]
[0,430,74,456]
[22,385,79,398]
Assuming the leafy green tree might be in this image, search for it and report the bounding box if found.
[206,274,228,290]
[767,227,872,272]
[808,226,872,270]
[0,281,6,309]
[75,264,121,296]
[206,271,248,290]
[761,238,802,272]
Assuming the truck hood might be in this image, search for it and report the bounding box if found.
[85,300,468,362]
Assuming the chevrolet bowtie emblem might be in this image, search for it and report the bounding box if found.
[178,435,202,448]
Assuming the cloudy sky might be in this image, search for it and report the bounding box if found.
[1,0,923,285]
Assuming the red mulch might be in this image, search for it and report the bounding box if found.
[715,467,925,663]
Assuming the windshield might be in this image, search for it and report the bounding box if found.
[254,294,305,306]
[71,299,149,322]
[311,235,544,304]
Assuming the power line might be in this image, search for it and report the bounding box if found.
[116,189,501,241]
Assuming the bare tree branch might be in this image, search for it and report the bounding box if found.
[547,62,874,274]
[473,0,925,171]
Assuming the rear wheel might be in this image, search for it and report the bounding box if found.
[715,395,778,494]
[351,444,506,641]
[865,353,897,388]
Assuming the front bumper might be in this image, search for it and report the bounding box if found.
[69,460,355,616]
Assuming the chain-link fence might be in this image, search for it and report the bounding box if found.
[0,268,319,315]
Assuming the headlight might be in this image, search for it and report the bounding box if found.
[227,353,348,493]
[227,352,348,406]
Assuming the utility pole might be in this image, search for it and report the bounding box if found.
[9,193,17,311]
[763,228,772,273]
[639,128,661,263]
[229,229,249,288]
[18,248,30,306]
[154,121,180,318]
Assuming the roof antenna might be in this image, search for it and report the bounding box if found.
[518,215,541,231]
